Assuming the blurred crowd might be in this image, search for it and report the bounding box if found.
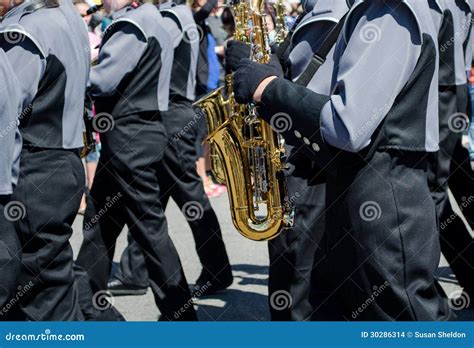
[74,0,306,210]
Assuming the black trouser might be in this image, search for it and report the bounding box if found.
[0,195,21,315]
[428,85,474,295]
[268,147,326,321]
[10,149,84,321]
[116,101,232,288]
[76,112,197,320]
[310,150,452,320]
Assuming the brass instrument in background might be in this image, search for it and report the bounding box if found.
[81,106,96,158]
[273,0,288,44]
[194,0,294,241]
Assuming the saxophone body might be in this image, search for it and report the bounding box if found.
[194,0,294,241]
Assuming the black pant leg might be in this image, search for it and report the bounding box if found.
[428,86,474,295]
[322,151,451,321]
[116,102,232,289]
[117,234,149,288]
[160,102,232,282]
[0,195,21,315]
[268,173,326,321]
[12,149,84,321]
[100,113,195,320]
[449,138,474,228]
[76,157,126,291]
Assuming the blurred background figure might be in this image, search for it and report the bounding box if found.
[74,0,102,214]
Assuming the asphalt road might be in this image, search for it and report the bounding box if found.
[70,191,474,321]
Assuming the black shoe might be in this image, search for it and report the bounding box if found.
[107,278,148,296]
[191,271,233,298]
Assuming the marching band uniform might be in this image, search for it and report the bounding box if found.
[0,49,22,311]
[0,0,88,320]
[111,1,233,297]
[231,0,452,320]
[428,0,474,297]
[75,2,197,320]
[267,0,350,321]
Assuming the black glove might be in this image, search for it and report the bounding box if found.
[233,55,284,104]
[225,40,251,73]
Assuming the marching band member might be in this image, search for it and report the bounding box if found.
[428,0,474,300]
[0,0,89,320]
[228,0,452,320]
[229,0,351,321]
[75,0,197,320]
[109,0,233,298]
[0,48,22,312]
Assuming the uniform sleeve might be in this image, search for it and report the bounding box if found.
[89,23,147,97]
[163,16,183,48]
[0,38,45,110]
[0,53,22,195]
[288,20,338,80]
[464,19,473,77]
[261,7,422,167]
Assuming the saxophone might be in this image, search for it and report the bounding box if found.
[194,0,294,241]
[273,0,288,44]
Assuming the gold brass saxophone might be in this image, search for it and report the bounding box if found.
[273,0,288,44]
[194,0,294,241]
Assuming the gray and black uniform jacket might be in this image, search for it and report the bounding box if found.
[282,0,350,173]
[0,49,22,195]
[90,3,173,116]
[160,2,199,102]
[0,0,90,151]
[286,0,350,83]
[437,0,472,87]
[260,0,440,170]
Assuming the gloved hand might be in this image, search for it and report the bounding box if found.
[225,40,251,73]
[233,55,284,104]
